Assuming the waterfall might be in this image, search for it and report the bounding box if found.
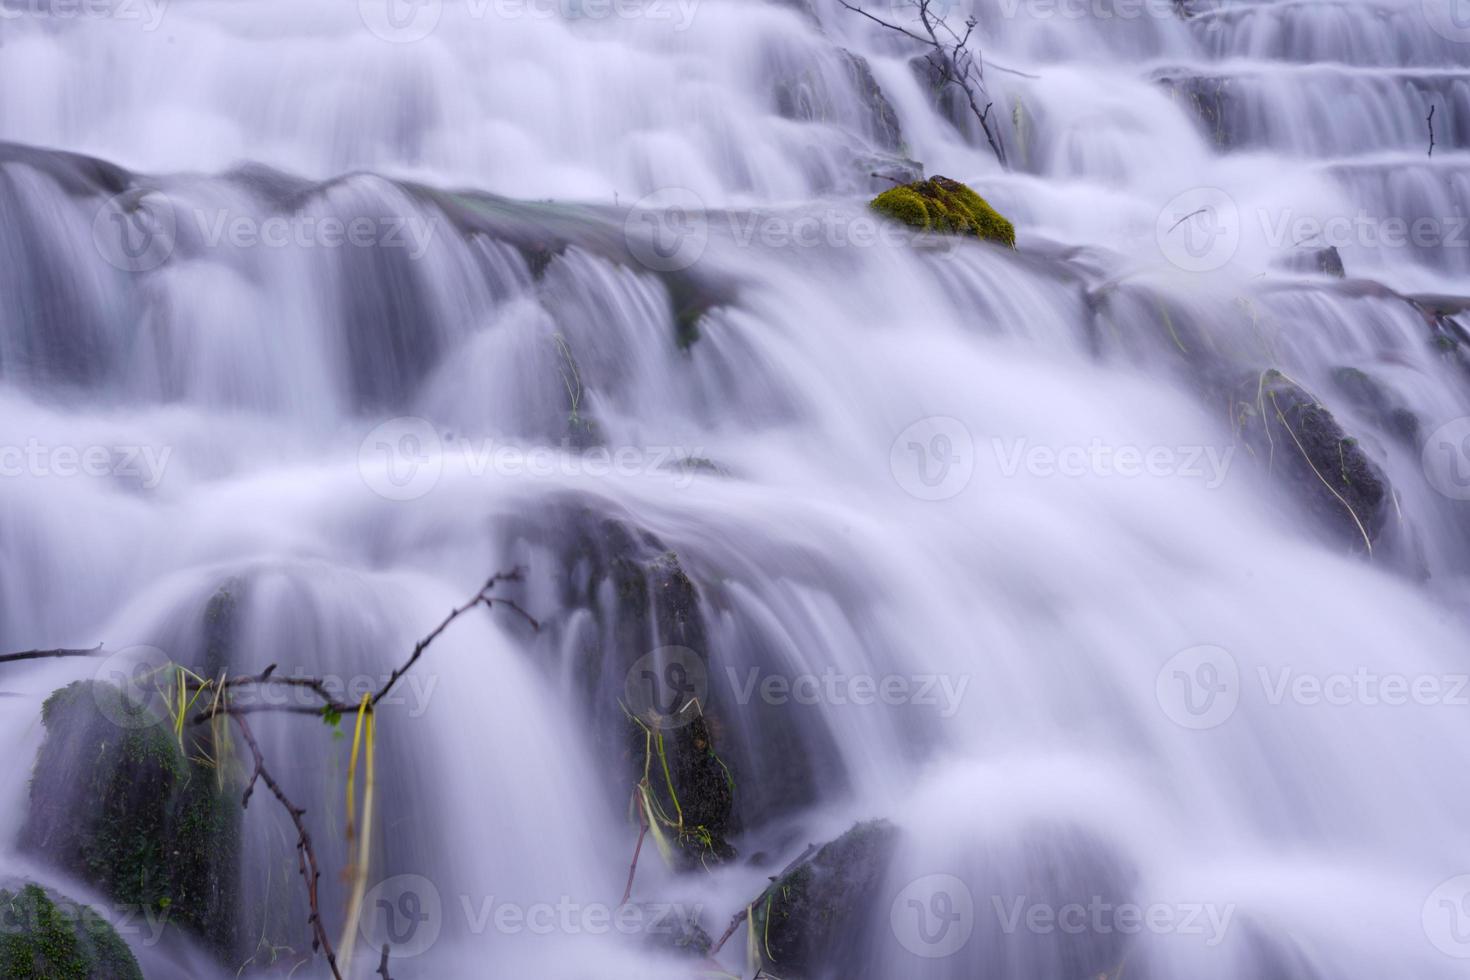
[1,0,1469,976]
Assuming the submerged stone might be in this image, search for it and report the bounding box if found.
[1232,369,1389,554]
[752,820,898,978]
[870,176,1015,247]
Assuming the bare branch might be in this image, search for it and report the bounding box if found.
[838,0,1012,167]
[232,709,344,980]
[1428,104,1437,158]
[0,643,103,665]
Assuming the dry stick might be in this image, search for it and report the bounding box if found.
[199,571,537,976]
[0,643,103,665]
[189,571,540,726]
[1428,104,1437,158]
[834,0,1022,168]
[232,709,344,980]
[707,843,820,956]
[620,803,651,907]
[372,570,538,709]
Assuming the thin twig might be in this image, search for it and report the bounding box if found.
[233,710,344,980]
[373,569,537,709]
[620,804,650,906]
[1428,104,1437,158]
[0,644,103,665]
[377,944,394,980]
[835,0,1022,167]
[189,570,539,725]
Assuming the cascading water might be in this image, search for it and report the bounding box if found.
[2,0,1469,976]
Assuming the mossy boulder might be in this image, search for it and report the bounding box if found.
[21,679,239,960]
[752,820,898,978]
[0,882,143,980]
[870,176,1015,247]
[1232,369,1389,554]
[553,512,737,869]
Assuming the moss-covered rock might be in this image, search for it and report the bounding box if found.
[0,882,143,980]
[752,820,898,979]
[21,678,239,960]
[1232,369,1389,554]
[870,176,1015,247]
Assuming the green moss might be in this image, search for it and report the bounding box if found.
[23,679,240,961]
[870,176,1015,247]
[0,883,143,980]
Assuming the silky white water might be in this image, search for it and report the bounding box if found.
[1,0,1469,976]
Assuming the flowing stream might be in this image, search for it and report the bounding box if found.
[2,0,1470,976]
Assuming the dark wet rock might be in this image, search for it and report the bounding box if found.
[751,820,899,979]
[1231,369,1390,554]
[20,679,241,961]
[0,882,144,980]
[840,49,905,154]
[1280,245,1345,278]
[1330,366,1419,445]
[549,510,737,868]
[21,582,244,962]
[1156,72,1234,148]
